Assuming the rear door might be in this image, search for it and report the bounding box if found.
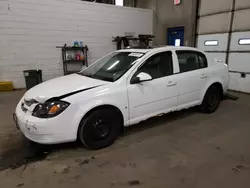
[174,50,209,109]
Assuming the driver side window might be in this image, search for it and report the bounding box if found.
[135,51,173,79]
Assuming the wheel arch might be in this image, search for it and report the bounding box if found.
[77,104,124,137]
[201,81,223,101]
[84,104,124,124]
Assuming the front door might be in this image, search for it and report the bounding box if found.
[167,26,185,46]
[127,51,178,125]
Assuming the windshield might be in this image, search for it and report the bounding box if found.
[78,51,145,82]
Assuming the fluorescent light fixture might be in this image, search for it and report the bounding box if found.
[204,40,218,46]
[239,39,250,45]
[115,0,123,6]
[107,60,120,70]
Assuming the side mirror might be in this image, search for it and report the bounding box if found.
[131,72,152,84]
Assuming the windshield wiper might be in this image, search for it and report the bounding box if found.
[77,72,113,82]
[77,72,95,78]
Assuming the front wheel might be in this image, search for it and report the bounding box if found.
[199,85,222,114]
[78,108,122,150]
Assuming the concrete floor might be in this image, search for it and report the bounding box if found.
[0,90,250,188]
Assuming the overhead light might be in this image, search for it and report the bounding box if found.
[239,39,250,45]
[204,40,218,46]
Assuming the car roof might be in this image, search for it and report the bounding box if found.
[117,46,203,54]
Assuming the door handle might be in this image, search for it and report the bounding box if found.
[167,81,177,87]
[201,74,208,79]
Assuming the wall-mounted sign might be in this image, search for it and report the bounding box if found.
[174,0,182,5]
[115,0,123,6]
[175,39,181,46]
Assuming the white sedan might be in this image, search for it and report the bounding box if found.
[14,46,229,149]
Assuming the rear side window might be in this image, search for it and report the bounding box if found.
[198,53,208,68]
[176,51,207,73]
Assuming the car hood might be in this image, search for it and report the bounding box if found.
[24,74,109,103]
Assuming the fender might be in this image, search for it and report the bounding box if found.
[63,98,128,141]
[200,76,224,101]
[73,97,129,129]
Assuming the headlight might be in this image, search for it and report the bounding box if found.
[32,101,70,118]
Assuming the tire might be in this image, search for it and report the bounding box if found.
[199,85,222,114]
[78,108,122,150]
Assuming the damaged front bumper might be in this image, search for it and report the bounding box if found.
[13,111,57,144]
[13,113,20,130]
[13,101,78,144]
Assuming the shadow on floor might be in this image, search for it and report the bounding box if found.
[0,108,197,171]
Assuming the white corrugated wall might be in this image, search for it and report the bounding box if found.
[0,0,153,88]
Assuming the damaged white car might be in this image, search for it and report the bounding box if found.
[14,46,229,149]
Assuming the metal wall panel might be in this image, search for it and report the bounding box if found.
[232,9,250,31]
[235,0,250,10]
[197,13,231,34]
[197,33,229,51]
[228,53,250,72]
[228,31,250,93]
[199,0,233,16]
[230,31,250,51]
[229,72,250,93]
[206,53,227,63]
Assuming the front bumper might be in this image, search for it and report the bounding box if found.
[14,101,78,144]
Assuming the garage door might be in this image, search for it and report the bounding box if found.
[196,0,250,93]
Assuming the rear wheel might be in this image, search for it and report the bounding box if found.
[199,85,222,114]
[78,108,122,150]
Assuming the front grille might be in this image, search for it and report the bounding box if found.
[24,99,38,107]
